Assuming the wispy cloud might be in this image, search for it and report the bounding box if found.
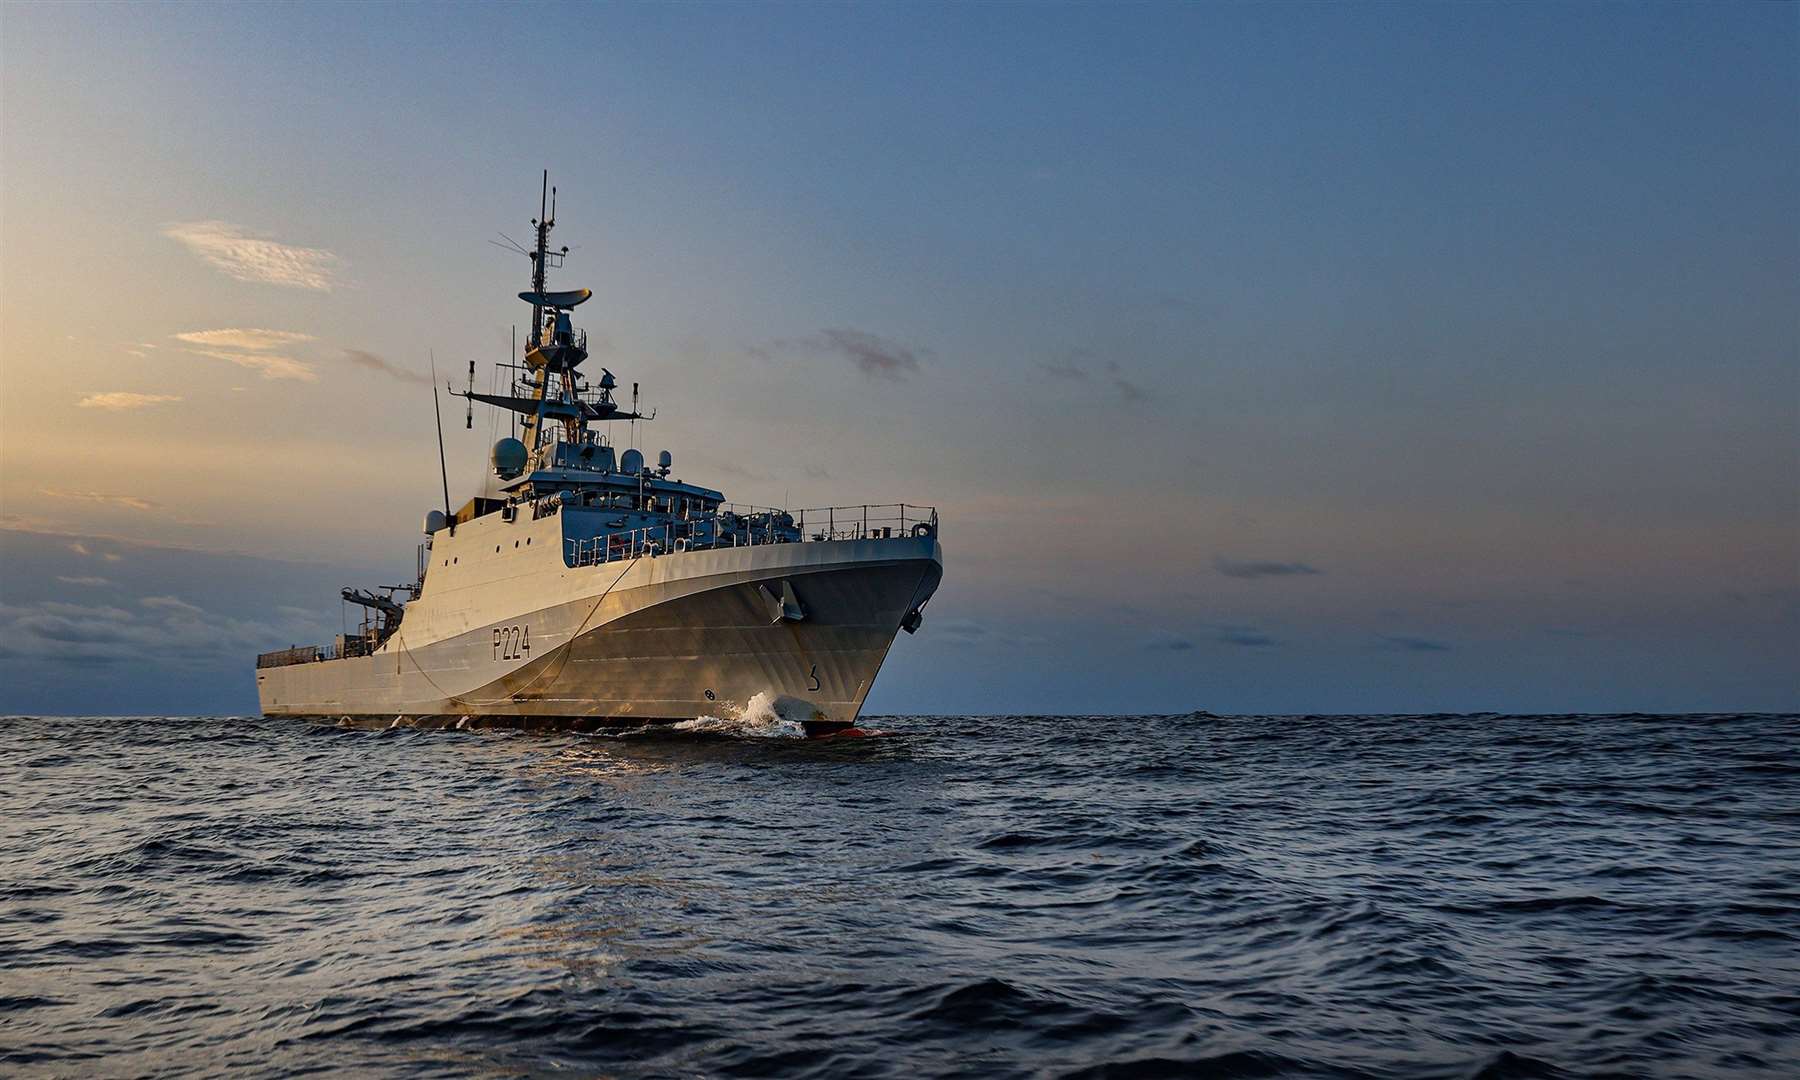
[931,617,1052,650]
[42,489,158,512]
[1217,625,1279,647]
[755,329,929,380]
[1037,354,1146,402]
[707,459,776,482]
[1106,361,1147,403]
[1039,363,1089,382]
[77,392,183,411]
[175,329,317,381]
[55,576,113,587]
[65,541,121,563]
[936,617,989,641]
[1380,635,1452,653]
[342,348,428,385]
[1214,557,1323,580]
[819,329,923,380]
[1149,626,1281,650]
[174,329,313,351]
[162,221,342,291]
[141,595,205,616]
[188,350,317,381]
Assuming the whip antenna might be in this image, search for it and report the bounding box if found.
[430,350,453,535]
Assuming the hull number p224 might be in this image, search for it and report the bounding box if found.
[494,625,530,661]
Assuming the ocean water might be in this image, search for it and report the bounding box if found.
[1,714,1795,1078]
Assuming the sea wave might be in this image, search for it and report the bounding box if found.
[0,712,1795,1077]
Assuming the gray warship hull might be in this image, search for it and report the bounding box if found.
[258,534,941,732]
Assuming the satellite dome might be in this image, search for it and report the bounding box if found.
[423,509,448,534]
[491,437,528,480]
[620,448,644,475]
[657,450,673,470]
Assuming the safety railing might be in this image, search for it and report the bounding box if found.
[255,634,382,669]
[564,504,938,568]
[257,645,327,669]
[567,522,683,567]
[792,504,938,542]
[535,327,587,353]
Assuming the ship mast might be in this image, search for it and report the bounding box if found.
[455,174,648,488]
[528,170,550,350]
[520,170,564,455]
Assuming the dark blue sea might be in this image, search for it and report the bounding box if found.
[2,714,1796,1078]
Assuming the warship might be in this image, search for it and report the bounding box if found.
[255,176,941,734]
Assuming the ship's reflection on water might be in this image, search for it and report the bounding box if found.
[482,725,945,992]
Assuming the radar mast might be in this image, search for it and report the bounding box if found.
[454,172,645,489]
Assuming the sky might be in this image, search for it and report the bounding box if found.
[1,2,1795,716]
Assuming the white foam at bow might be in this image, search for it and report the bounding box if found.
[673,691,808,739]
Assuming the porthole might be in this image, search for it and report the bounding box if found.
[526,538,531,546]
[453,557,458,564]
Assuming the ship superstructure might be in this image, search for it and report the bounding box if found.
[255,176,941,733]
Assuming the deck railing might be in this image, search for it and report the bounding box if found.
[256,645,328,669]
[567,522,681,567]
[566,503,938,568]
[255,633,381,669]
[792,503,938,542]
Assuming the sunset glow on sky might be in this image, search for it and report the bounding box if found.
[2,3,1794,714]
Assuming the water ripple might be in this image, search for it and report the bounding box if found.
[0,713,1795,1077]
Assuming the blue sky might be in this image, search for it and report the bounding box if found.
[2,2,1794,714]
